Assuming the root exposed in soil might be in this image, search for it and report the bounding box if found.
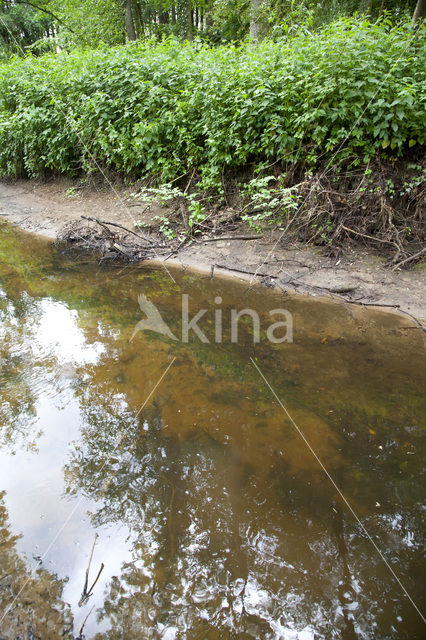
[104,155,425,269]
[291,158,425,267]
[54,154,425,273]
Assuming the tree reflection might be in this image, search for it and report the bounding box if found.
[0,491,74,639]
[0,292,40,451]
[1,224,425,638]
[64,376,426,639]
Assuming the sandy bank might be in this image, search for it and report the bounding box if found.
[1,178,425,325]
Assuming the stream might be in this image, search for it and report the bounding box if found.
[0,220,425,639]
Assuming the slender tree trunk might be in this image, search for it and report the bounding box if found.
[176,0,192,40]
[159,10,169,25]
[133,0,144,37]
[360,0,372,16]
[412,0,426,23]
[124,0,137,41]
[250,0,264,41]
[204,0,213,29]
[187,5,193,40]
[184,0,193,40]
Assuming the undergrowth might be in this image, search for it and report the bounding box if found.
[0,17,425,259]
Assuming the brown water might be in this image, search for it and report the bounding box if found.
[0,220,425,639]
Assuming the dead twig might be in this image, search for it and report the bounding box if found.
[196,235,262,243]
[184,168,196,195]
[391,247,426,271]
[339,224,400,252]
[75,605,95,640]
[86,563,104,598]
[214,263,277,279]
[78,534,104,607]
[81,215,155,246]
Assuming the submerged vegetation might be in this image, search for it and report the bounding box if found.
[0,2,425,257]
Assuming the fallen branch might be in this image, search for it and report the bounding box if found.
[78,534,104,607]
[214,263,277,279]
[391,246,426,271]
[80,216,114,238]
[215,262,425,332]
[340,224,400,251]
[344,300,426,332]
[76,605,95,640]
[196,235,262,243]
[81,215,155,246]
[163,236,190,261]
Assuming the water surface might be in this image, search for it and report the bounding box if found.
[0,221,425,639]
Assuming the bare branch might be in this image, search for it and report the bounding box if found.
[16,0,75,33]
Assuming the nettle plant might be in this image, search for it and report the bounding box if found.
[132,184,208,239]
[240,175,299,232]
[0,17,424,236]
[399,164,426,196]
[132,175,300,238]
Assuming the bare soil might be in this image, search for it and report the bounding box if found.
[1,177,425,324]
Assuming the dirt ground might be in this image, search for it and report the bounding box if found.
[1,177,425,324]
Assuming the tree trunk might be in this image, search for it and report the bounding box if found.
[159,10,169,25]
[133,0,144,37]
[204,0,213,30]
[359,0,372,16]
[250,0,264,41]
[412,0,426,23]
[176,0,193,40]
[124,0,137,41]
[185,0,193,40]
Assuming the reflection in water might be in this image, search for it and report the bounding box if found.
[0,491,74,638]
[0,221,425,639]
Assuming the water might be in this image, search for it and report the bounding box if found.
[0,220,425,639]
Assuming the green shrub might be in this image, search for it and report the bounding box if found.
[0,17,424,188]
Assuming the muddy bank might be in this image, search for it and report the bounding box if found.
[0,178,425,323]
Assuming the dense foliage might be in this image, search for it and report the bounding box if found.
[0,2,54,58]
[0,4,424,253]
[0,0,422,52]
[0,18,424,188]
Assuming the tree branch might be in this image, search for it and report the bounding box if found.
[16,0,75,33]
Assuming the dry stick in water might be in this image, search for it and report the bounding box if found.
[79,533,104,607]
[85,563,105,598]
[76,605,95,640]
[79,534,97,606]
